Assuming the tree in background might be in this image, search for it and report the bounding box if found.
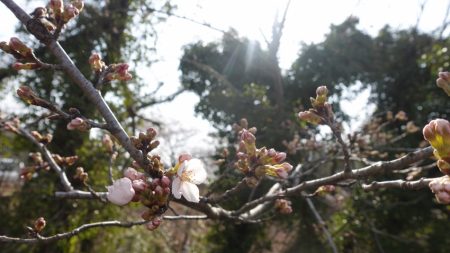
[179,17,450,252]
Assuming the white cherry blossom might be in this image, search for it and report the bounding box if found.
[106,177,135,206]
[172,158,207,203]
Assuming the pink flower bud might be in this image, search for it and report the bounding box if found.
[9,37,31,57]
[124,167,146,180]
[161,176,171,187]
[66,117,89,131]
[62,4,80,23]
[240,129,256,143]
[106,178,135,206]
[178,153,192,163]
[275,168,289,179]
[423,119,450,160]
[50,0,63,15]
[154,185,163,196]
[132,179,147,192]
[274,152,287,163]
[298,110,323,125]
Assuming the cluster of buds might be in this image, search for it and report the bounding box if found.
[52,154,78,166]
[437,71,450,96]
[1,117,20,134]
[104,63,133,81]
[274,199,293,214]
[234,120,293,187]
[130,128,164,177]
[298,86,334,125]
[106,168,171,230]
[20,153,76,180]
[0,38,43,71]
[429,176,450,204]
[88,53,133,84]
[20,152,48,180]
[48,0,84,25]
[31,130,53,145]
[423,119,450,175]
[73,167,88,183]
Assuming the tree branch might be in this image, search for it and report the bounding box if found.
[1,0,144,166]
[362,177,435,191]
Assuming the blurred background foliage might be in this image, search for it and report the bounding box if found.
[0,0,449,252]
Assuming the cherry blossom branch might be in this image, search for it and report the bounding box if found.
[17,127,73,192]
[232,146,433,215]
[0,0,144,166]
[361,177,435,191]
[0,215,207,244]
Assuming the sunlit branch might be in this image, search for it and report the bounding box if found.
[362,177,435,191]
[232,146,433,215]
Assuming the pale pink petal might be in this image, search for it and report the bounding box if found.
[276,169,289,179]
[172,177,182,199]
[177,161,186,177]
[106,177,135,206]
[132,179,146,192]
[180,181,200,203]
[186,159,207,184]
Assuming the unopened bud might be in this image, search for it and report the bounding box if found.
[17,86,39,105]
[0,41,12,53]
[13,62,40,70]
[178,153,192,163]
[67,117,90,131]
[102,134,114,153]
[316,86,328,96]
[72,0,84,12]
[298,110,322,125]
[9,37,32,57]
[34,217,46,233]
[88,53,105,72]
[437,72,450,96]
[62,4,80,23]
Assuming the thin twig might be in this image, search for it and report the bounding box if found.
[18,127,73,191]
[305,198,338,253]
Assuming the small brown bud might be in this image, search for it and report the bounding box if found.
[34,217,46,232]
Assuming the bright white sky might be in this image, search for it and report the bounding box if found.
[0,0,449,157]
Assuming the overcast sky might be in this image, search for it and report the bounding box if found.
[0,0,449,158]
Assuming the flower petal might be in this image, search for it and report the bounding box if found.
[177,161,186,177]
[180,181,200,202]
[106,177,135,206]
[172,177,182,199]
[186,158,207,184]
